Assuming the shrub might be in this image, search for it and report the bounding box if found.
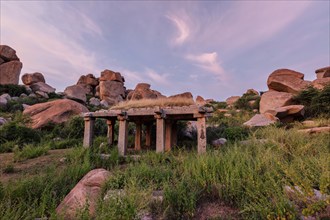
[0,121,41,146]
[223,126,249,141]
[234,94,260,110]
[293,85,330,118]
[0,84,27,97]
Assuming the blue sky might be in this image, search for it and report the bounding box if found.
[1,1,329,101]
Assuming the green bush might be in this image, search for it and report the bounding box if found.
[293,85,330,118]
[234,94,260,110]
[0,84,27,97]
[223,126,249,141]
[1,97,42,113]
[0,121,41,147]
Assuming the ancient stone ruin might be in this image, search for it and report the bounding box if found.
[83,105,213,155]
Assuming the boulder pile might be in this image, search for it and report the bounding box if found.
[0,45,23,85]
[245,67,330,127]
[22,72,56,99]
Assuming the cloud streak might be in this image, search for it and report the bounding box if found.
[186,52,225,78]
[166,13,190,45]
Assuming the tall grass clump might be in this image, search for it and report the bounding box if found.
[13,144,49,161]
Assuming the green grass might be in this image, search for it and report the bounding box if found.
[13,144,49,161]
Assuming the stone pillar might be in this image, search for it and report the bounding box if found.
[106,119,115,145]
[83,116,95,148]
[196,116,207,154]
[135,121,142,151]
[171,121,177,147]
[145,123,152,148]
[165,120,173,151]
[155,113,165,153]
[117,114,128,156]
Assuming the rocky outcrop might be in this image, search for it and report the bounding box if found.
[100,69,124,83]
[99,80,125,105]
[0,45,22,85]
[245,89,259,96]
[127,83,164,100]
[168,92,193,100]
[56,169,111,219]
[315,66,330,79]
[64,85,88,103]
[267,69,310,94]
[196,95,206,106]
[21,72,45,85]
[243,114,278,127]
[0,45,19,61]
[23,99,88,129]
[259,91,293,114]
[312,78,330,90]
[77,74,98,87]
[98,70,126,106]
[30,82,56,94]
[0,61,22,85]
[226,96,240,106]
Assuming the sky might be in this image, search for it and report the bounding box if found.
[1,1,329,101]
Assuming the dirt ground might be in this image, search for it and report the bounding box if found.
[0,149,72,184]
[193,201,241,220]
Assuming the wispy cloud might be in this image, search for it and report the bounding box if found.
[145,68,170,86]
[186,52,225,78]
[166,13,190,45]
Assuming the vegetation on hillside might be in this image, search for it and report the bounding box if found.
[293,85,330,118]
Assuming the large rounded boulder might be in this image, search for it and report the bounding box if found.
[0,45,22,85]
[23,99,88,129]
[259,91,293,114]
[56,169,111,219]
[22,72,45,85]
[267,69,311,94]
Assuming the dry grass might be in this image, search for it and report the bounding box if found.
[110,97,195,110]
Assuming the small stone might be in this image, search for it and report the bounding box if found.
[100,100,109,108]
[0,93,11,101]
[89,97,100,106]
[36,91,49,99]
[20,93,27,98]
[29,93,37,98]
[212,138,227,147]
